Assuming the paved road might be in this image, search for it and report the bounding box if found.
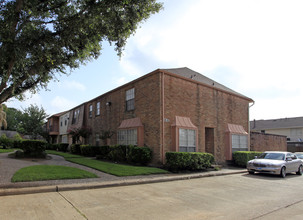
[1,173,303,220]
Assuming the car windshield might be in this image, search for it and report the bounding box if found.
[296,154,303,159]
[258,153,285,160]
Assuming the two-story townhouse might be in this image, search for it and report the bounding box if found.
[80,67,253,164]
[46,112,66,143]
[59,111,70,143]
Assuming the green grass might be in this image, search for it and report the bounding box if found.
[47,150,169,176]
[11,165,98,182]
[67,157,169,176]
[0,148,15,153]
[46,150,83,158]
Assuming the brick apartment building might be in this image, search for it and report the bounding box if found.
[46,67,253,164]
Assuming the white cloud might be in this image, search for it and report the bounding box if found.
[5,91,42,111]
[50,96,76,113]
[59,80,86,91]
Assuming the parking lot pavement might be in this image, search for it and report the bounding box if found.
[1,173,303,220]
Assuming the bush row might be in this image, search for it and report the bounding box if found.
[165,152,214,172]
[233,151,263,167]
[70,144,152,165]
[17,140,47,158]
[46,143,69,152]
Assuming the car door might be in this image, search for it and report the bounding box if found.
[285,153,295,172]
[287,153,298,172]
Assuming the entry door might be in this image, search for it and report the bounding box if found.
[205,128,215,155]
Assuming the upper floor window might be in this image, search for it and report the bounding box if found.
[96,102,100,116]
[89,105,93,118]
[72,109,80,124]
[126,88,135,111]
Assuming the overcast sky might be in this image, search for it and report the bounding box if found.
[5,0,303,121]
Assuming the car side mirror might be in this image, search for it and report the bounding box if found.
[286,157,292,161]
[254,156,258,159]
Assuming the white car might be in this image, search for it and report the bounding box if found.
[295,152,303,161]
[247,151,303,178]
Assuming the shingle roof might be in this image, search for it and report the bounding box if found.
[250,117,303,130]
[161,67,251,100]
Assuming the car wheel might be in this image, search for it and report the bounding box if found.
[280,166,286,178]
[296,165,303,175]
[248,171,254,175]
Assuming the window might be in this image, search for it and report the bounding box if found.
[232,134,248,152]
[95,134,100,146]
[179,128,196,152]
[96,102,100,116]
[89,105,93,118]
[126,88,135,111]
[118,129,137,145]
[72,109,80,124]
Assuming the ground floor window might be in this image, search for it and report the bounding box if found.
[179,128,196,152]
[61,135,68,143]
[95,134,100,146]
[232,134,248,152]
[117,129,137,145]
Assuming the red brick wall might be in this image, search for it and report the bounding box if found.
[84,73,162,164]
[250,132,287,152]
[81,70,251,164]
[163,73,250,163]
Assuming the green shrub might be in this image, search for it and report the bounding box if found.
[18,140,47,158]
[58,143,69,152]
[46,144,59,151]
[127,146,152,165]
[165,152,214,172]
[0,134,13,149]
[70,144,81,155]
[80,145,95,157]
[107,145,128,162]
[96,145,111,159]
[233,151,263,167]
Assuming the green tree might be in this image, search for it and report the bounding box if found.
[0,0,162,104]
[0,104,7,129]
[3,105,23,130]
[18,104,48,139]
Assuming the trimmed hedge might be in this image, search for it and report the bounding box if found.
[127,146,152,165]
[165,152,214,172]
[233,151,263,167]
[18,140,47,158]
[70,144,81,155]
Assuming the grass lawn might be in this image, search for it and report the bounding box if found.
[47,150,169,176]
[11,165,98,182]
[0,148,15,153]
[46,150,83,158]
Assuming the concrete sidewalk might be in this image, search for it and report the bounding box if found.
[0,167,247,196]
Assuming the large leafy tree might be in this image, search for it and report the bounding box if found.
[2,104,22,130]
[18,104,48,139]
[0,0,162,103]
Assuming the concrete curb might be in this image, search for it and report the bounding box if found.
[0,169,247,197]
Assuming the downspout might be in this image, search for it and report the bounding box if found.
[248,101,255,151]
[161,71,165,164]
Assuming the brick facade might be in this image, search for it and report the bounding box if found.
[47,68,253,165]
[250,132,287,152]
